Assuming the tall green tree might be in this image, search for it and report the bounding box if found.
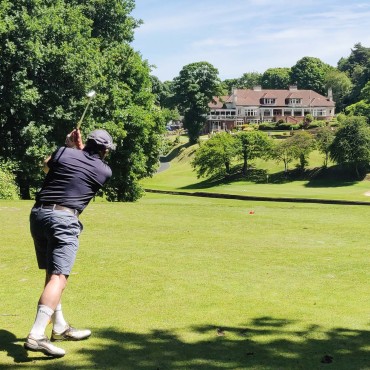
[0,0,164,200]
[261,68,291,89]
[329,116,370,178]
[192,132,236,178]
[237,72,262,89]
[324,69,353,112]
[173,62,222,144]
[290,57,333,94]
[337,43,370,104]
[234,131,272,175]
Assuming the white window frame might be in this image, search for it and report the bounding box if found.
[245,109,257,116]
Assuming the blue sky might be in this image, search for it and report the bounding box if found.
[131,0,370,82]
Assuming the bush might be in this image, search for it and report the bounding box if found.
[277,122,296,130]
[308,120,326,129]
[258,122,277,130]
[0,166,20,200]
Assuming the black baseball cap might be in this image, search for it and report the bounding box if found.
[87,129,116,150]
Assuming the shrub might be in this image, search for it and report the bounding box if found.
[308,120,326,129]
[259,122,277,130]
[0,165,20,200]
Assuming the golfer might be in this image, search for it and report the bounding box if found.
[24,128,114,357]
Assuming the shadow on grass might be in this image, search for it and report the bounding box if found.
[0,330,54,365]
[2,317,369,369]
[180,165,366,191]
[304,166,365,188]
[160,142,191,163]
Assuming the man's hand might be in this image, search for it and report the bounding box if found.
[65,129,84,150]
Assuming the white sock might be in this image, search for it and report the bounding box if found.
[52,303,68,333]
[29,305,54,339]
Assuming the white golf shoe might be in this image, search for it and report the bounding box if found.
[51,325,91,341]
[24,334,66,357]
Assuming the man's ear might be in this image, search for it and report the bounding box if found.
[99,148,109,159]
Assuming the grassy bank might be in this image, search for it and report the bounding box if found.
[1,195,369,369]
[142,137,370,203]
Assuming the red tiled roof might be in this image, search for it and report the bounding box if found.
[209,88,335,108]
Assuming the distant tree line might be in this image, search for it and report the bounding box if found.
[152,43,370,144]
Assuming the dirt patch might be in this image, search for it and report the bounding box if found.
[364,191,370,196]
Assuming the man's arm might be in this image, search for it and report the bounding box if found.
[43,156,51,174]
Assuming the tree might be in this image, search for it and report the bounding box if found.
[173,62,222,144]
[315,126,335,167]
[192,132,237,178]
[329,116,370,178]
[345,100,370,120]
[0,0,164,201]
[221,78,239,94]
[221,72,262,94]
[237,72,262,89]
[290,57,333,95]
[234,131,273,175]
[324,69,353,112]
[261,68,291,89]
[288,131,316,171]
[338,43,370,104]
[270,139,296,174]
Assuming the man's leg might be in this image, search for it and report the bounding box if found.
[24,273,67,357]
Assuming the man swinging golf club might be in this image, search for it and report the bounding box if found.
[24,93,115,358]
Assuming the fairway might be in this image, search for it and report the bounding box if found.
[0,194,369,369]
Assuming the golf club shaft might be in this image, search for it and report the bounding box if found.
[76,100,92,130]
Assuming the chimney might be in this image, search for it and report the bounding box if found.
[328,87,333,101]
[253,85,262,91]
[289,85,298,91]
[232,89,237,106]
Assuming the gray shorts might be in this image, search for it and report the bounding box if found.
[30,206,83,276]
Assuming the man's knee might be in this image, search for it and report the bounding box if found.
[48,273,68,290]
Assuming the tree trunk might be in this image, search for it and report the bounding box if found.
[17,174,31,200]
[242,151,248,176]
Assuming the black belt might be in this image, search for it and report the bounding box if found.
[37,204,80,216]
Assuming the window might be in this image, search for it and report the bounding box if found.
[288,98,301,104]
[313,109,326,116]
[263,98,276,105]
[245,109,257,116]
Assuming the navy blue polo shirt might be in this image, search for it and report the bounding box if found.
[36,147,112,213]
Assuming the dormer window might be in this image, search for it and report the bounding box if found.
[262,98,276,105]
[287,98,302,105]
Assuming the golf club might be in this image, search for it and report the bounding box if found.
[76,90,96,130]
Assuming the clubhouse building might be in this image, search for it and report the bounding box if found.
[206,85,335,133]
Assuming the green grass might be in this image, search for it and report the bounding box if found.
[1,196,369,369]
[143,138,370,203]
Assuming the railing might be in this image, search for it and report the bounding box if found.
[208,114,237,120]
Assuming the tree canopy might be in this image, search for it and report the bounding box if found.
[290,57,333,95]
[192,132,236,178]
[261,68,291,89]
[173,62,222,144]
[0,0,164,200]
[329,116,370,178]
